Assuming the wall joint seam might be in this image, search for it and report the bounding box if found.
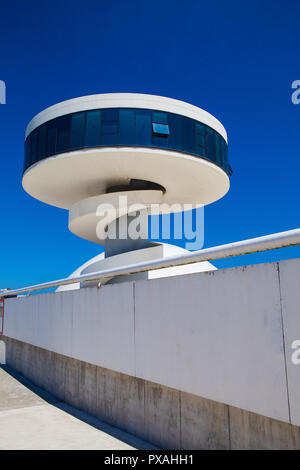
[133,282,136,377]
[277,262,292,424]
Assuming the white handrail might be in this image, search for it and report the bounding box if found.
[1,228,300,298]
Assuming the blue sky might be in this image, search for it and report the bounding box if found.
[0,0,300,288]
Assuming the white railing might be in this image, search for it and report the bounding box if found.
[1,228,300,298]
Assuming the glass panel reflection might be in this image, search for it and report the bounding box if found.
[24,108,230,176]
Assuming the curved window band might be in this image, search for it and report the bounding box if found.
[24,108,232,176]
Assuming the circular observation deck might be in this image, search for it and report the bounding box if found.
[22,93,232,244]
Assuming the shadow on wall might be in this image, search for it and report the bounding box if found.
[0,363,157,450]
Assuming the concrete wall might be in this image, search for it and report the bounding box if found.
[3,259,300,429]
[2,336,300,450]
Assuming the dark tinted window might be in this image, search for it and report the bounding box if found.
[101,108,118,145]
[153,136,168,147]
[102,109,118,121]
[221,139,228,170]
[56,115,70,153]
[24,138,30,170]
[215,133,222,166]
[119,109,135,145]
[102,134,118,145]
[102,121,117,134]
[70,113,85,150]
[30,130,38,164]
[85,110,101,147]
[168,114,183,151]
[24,108,230,176]
[153,122,169,147]
[37,125,47,159]
[183,117,195,154]
[195,122,205,136]
[152,111,168,124]
[195,122,206,157]
[206,128,216,161]
[46,124,56,156]
[136,110,152,146]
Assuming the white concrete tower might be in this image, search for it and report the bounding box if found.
[23,93,232,286]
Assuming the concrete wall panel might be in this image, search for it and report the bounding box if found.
[135,264,289,422]
[2,336,300,450]
[5,283,135,378]
[278,258,300,426]
[229,405,300,450]
[71,284,135,375]
[144,381,181,449]
[5,293,72,357]
[4,260,299,426]
[180,392,229,450]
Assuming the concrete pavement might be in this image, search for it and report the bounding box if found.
[0,365,157,450]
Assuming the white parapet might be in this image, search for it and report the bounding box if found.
[3,258,300,427]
